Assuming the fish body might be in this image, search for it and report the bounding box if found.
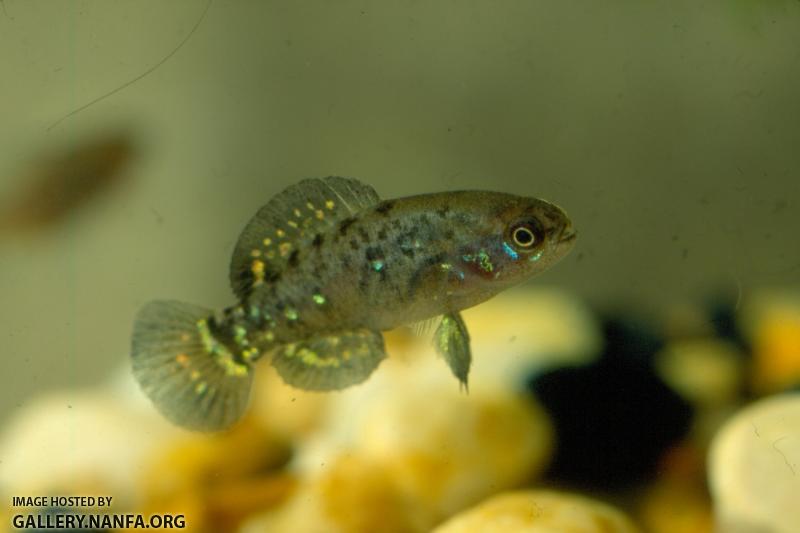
[132,177,575,431]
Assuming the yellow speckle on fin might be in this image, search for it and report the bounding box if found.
[251,259,266,284]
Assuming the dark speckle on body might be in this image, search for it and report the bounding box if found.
[407,252,447,297]
[338,217,356,235]
[365,246,384,261]
[375,201,395,215]
[423,252,447,267]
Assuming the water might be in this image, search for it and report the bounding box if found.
[1,3,798,529]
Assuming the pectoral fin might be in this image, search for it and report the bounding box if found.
[434,312,472,391]
[408,315,444,336]
[271,329,386,391]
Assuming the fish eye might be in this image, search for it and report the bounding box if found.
[509,220,545,250]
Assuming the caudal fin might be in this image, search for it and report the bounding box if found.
[131,300,253,431]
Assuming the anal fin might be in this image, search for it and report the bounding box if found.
[271,329,386,391]
[434,312,472,391]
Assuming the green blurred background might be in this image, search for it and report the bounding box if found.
[1,0,798,425]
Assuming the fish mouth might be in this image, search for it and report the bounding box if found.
[558,226,577,244]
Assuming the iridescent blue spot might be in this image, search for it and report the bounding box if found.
[502,241,519,260]
[371,260,385,272]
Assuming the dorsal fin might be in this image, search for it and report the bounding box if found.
[229,176,380,299]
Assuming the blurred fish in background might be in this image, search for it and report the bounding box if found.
[0,131,137,237]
